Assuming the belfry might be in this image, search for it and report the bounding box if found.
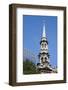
[37,23,57,73]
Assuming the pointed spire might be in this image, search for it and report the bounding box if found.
[42,23,46,37]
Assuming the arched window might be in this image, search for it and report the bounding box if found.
[41,57,45,63]
[42,43,47,48]
[45,57,47,61]
[45,44,46,48]
[42,44,44,48]
[41,57,43,60]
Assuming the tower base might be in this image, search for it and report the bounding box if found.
[37,63,57,73]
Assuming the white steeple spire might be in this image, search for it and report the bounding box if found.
[42,23,46,37]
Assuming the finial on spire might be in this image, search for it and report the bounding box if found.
[42,23,46,37]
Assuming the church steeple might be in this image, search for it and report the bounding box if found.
[37,23,53,73]
[37,22,57,73]
[42,23,46,38]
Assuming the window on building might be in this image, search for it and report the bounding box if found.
[42,44,44,48]
[42,43,47,48]
[41,57,46,63]
[45,57,47,61]
[45,44,46,48]
[41,57,43,60]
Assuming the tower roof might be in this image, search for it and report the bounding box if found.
[42,23,46,38]
[40,23,47,44]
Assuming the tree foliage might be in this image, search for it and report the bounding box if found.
[23,59,39,74]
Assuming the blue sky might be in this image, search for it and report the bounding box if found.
[23,15,57,68]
